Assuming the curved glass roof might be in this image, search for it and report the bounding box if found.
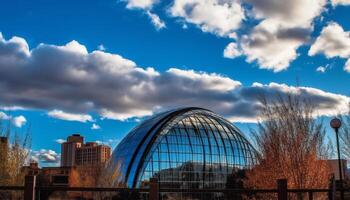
[108,107,257,188]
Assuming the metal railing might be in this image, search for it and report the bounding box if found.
[0,176,347,200]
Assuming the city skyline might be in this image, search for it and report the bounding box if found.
[0,0,350,167]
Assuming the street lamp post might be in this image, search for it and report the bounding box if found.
[330,117,344,200]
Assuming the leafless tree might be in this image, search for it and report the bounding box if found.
[340,104,350,161]
[244,94,331,199]
[0,120,31,199]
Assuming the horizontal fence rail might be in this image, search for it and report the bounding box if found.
[36,186,149,192]
[1,176,350,200]
[0,186,25,190]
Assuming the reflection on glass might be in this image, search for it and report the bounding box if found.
[108,108,257,191]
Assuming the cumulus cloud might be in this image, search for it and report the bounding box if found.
[309,22,350,58]
[169,0,244,36]
[331,0,350,6]
[91,123,101,130]
[48,110,93,123]
[31,149,60,166]
[225,0,326,72]
[245,0,325,28]
[309,22,350,72]
[166,0,325,71]
[0,111,26,127]
[12,115,26,127]
[223,42,242,59]
[238,24,311,71]
[0,34,349,122]
[118,0,328,71]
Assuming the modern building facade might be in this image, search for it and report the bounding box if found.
[108,107,257,191]
[61,134,111,167]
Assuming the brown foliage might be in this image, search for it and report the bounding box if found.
[0,121,31,186]
[68,158,122,188]
[245,94,331,190]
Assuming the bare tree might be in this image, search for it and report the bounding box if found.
[245,94,331,194]
[0,120,31,186]
[340,104,350,161]
[0,120,31,199]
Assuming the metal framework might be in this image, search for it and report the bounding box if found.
[108,107,257,190]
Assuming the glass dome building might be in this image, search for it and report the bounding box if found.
[108,107,257,190]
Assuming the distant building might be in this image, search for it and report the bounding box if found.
[327,159,348,180]
[75,142,111,166]
[22,162,71,186]
[21,162,40,176]
[61,134,111,167]
[39,166,72,186]
[22,134,112,188]
[61,134,84,167]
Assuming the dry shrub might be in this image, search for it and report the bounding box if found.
[244,94,332,199]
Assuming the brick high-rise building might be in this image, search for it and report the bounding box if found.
[61,134,83,167]
[75,142,111,166]
[61,134,111,167]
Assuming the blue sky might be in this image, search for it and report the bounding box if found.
[0,0,350,166]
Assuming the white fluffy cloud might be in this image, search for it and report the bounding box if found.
[226,0,326,72]
[12,116,26,127]
[238,22,310,71]
[0,34,349,122]
[309,22,350,72]
[223,42,242,59]
[170,0,244,36]
[48,110,93,123]
[119,0,329,71]
[245,0,325,28]
[0,111,26,127]
[31,149,60,166]
[309,22,350,58]
[331,0,350,6]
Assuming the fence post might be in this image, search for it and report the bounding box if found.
[149,178,159,200]
[308,191,313,200]
[24,175,36,200]
[328,177,336,200]
[277,179,287,200]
